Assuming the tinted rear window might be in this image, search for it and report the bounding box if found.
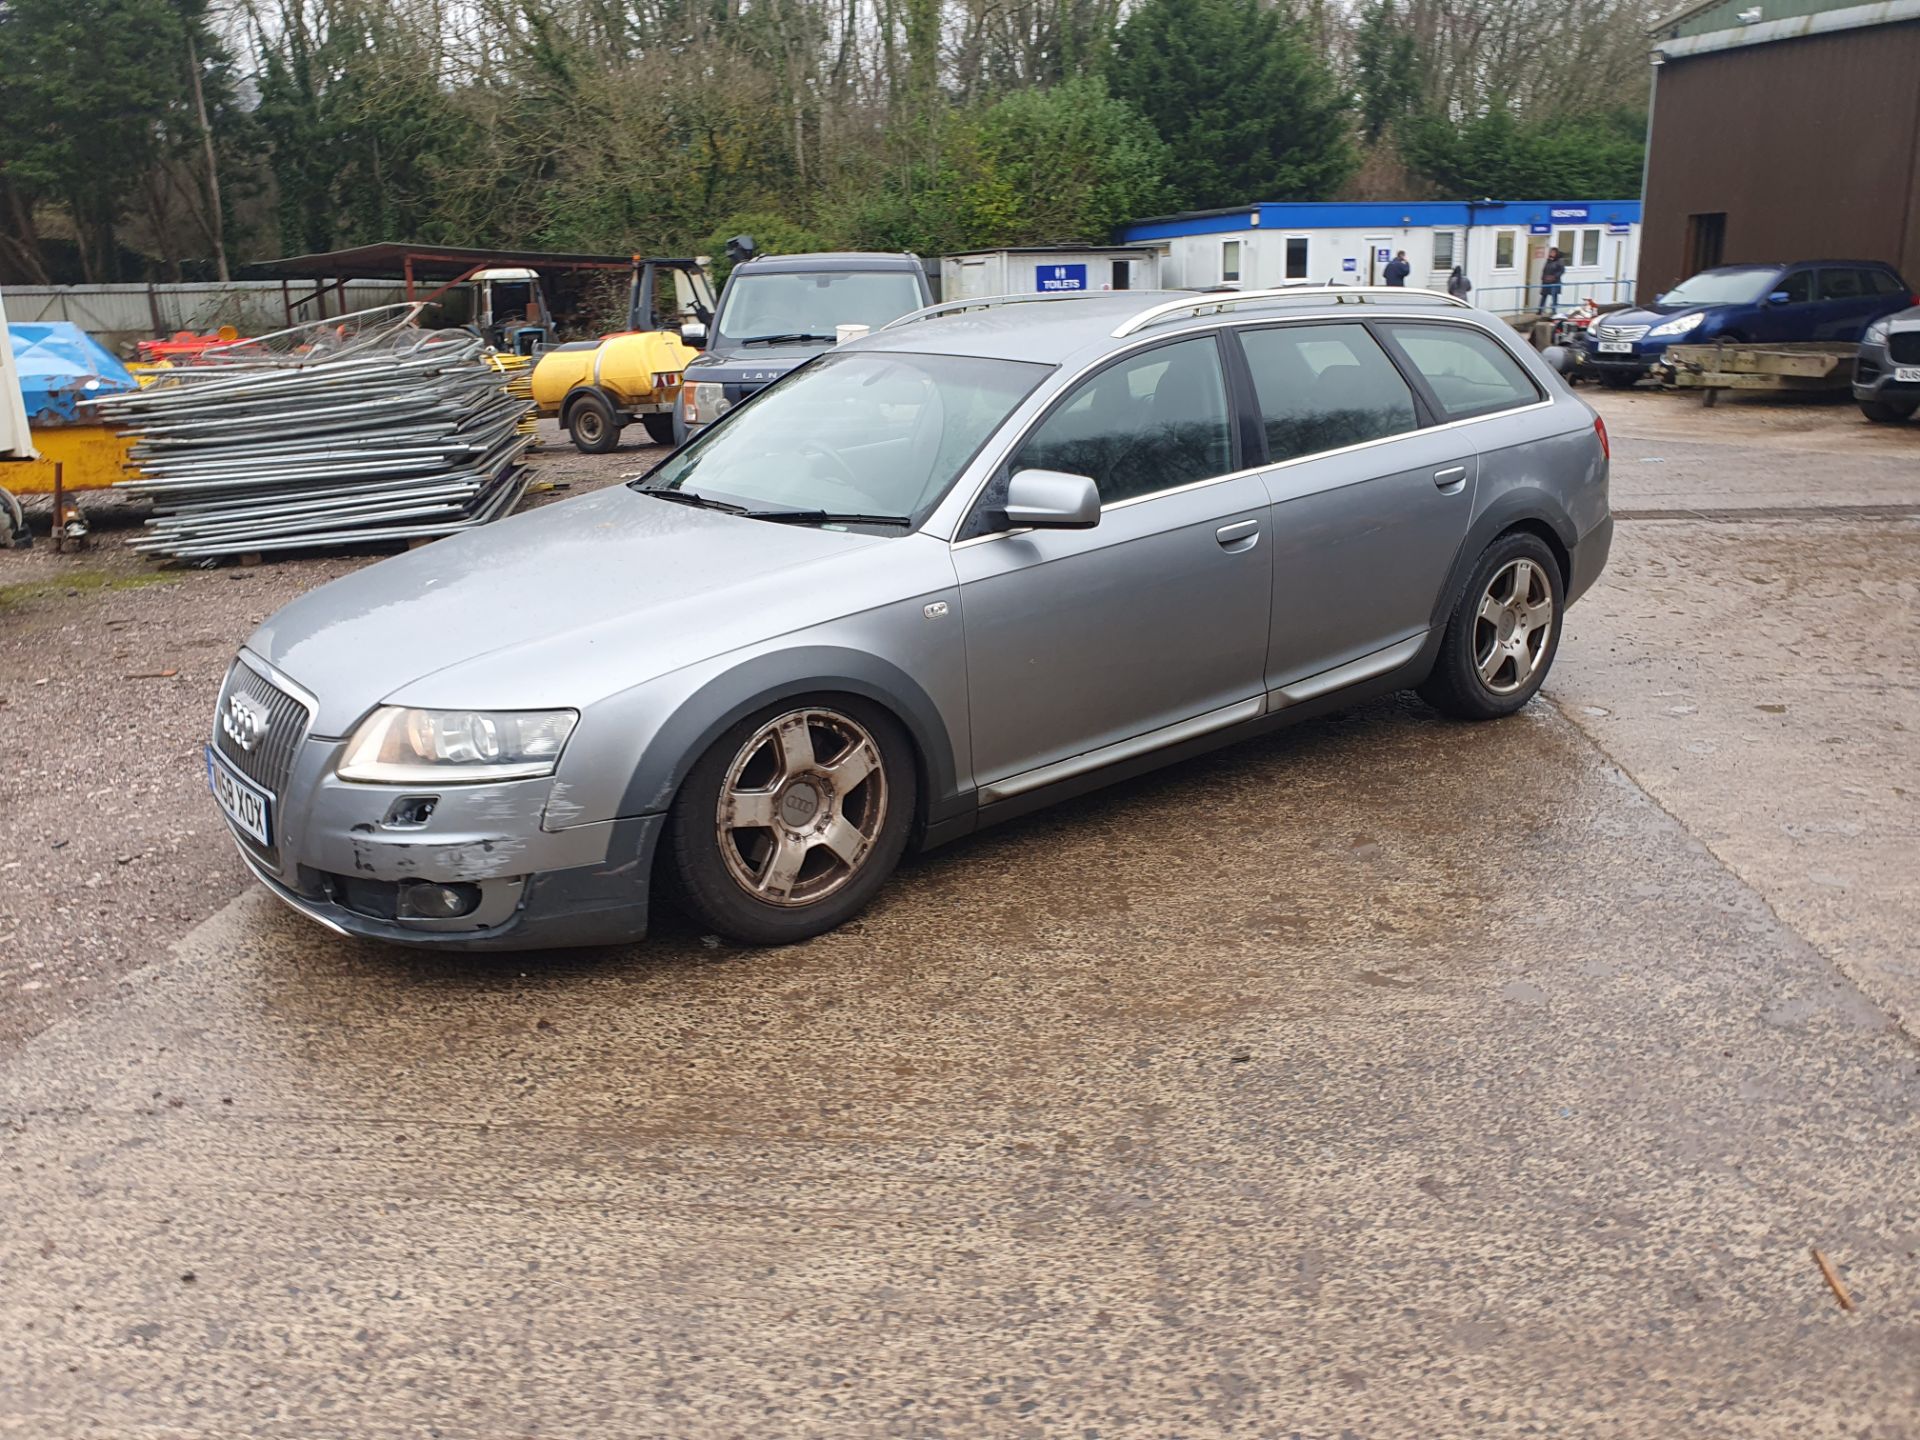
[1238,323,1418,462]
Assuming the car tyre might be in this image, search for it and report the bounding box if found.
[640,413,677,446]
[566,392,622,454]
[1859,398,1917,423]
[668,696,917,946]
[1418,531,1565,721]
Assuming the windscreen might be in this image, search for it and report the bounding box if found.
[1660,267,1780,307]
[716,271,926,343]
[641,350,1050,523]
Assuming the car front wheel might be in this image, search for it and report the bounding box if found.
[1860,398,1917,423]
[668,698,917,945]
[1418,532,1565,720]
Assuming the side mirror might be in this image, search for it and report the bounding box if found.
[679,320,707,344]
[1767,290,1791,306]
[1002,469,1100,531]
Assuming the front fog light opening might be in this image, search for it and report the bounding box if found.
[397,880,483,920]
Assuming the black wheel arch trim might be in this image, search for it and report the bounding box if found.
[615,646,966,840]
[561,385,622,425]
[1418,489,1580,671]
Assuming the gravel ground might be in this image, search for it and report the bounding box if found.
[0,422,649,1052]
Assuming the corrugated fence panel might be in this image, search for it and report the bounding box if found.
[0,282,413,342]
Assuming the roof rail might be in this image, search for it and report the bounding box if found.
[879,290,1109,331]
[1111,285,1469,339]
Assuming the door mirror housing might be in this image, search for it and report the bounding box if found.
[1767,291,1791,306]
[680,320,708,344]
[1001,469,1100,531]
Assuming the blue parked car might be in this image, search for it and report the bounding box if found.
[1578,260,1914,387]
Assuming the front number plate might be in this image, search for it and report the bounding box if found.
[207,745,272,847]
[1596,340,1634,354]
[1895,366,1920,383]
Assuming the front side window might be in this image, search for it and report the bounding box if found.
[1494,232,1516,269]
[714,270,925,345]
[1285,237,1310,280]
[643,351,1048,523]
[1221,240,1243,285]
[1382,322,1540,422]
[1776,270,1815,304]
[1239,323,1418,463]
[1009,337,1232,506]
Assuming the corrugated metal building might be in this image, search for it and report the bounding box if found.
[1641,0,1920,293]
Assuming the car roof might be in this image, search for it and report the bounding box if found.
[734,252,925,273]
[852,289,1485,365]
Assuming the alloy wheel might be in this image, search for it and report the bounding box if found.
[1473,557,1554,695]
[715,708,888,906]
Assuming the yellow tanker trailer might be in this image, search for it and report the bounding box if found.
[530,256,715,453]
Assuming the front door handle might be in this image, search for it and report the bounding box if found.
[1215,518,1260,552]
[1433,465,1469,490]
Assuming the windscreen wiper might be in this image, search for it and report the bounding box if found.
[743,509,913,527]
[638,487,749,514]
[738,333,838,346]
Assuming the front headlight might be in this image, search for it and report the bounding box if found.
[683,382,731,425]
[1863,316,1893,347]
[1649,311,1705,338]
[338,707,578,784]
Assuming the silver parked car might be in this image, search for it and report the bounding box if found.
[209,287,1612,949]
[1854,304,1920,423]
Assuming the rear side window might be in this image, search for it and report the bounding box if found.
[1817,269,1867,301]
[1238,323,1418,463]
[1381,323,1540,422]
[1864,269,1905,296]
[1010,336,1232,504]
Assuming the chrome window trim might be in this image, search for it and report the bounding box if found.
[944,308,1559,550]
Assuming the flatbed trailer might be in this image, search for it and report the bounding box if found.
[1655,340,1857,406]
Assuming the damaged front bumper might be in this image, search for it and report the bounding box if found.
[226,731,665,950]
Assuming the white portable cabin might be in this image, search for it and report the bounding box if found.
[1116,201,1643,316]
[940,246,1164,303]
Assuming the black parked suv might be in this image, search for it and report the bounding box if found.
[1854,304,1920,423]
[675,249,933,442]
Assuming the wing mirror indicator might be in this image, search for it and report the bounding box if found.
[1001,469,1101,531]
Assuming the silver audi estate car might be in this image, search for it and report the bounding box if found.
[209,287,1612,949]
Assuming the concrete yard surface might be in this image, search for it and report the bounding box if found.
[2,393,1919,1437]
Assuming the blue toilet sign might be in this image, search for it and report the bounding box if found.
[1037,264,1087,292]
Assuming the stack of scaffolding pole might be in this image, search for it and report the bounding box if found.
[88,306,534,560]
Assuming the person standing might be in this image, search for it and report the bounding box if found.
[1539,247,1566,311]
[1383,250,1411,287]
[1447,266,1472,301]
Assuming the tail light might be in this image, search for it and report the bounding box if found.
[650,371,682,391]
[1593,414,1610,460]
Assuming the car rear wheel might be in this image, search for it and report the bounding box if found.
[668,698,917,945]
[1418,531,1564,721]
[1860,398,1917,423]
[640,413,676,446]
[566,392,622,453]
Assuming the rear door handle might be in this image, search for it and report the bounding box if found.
[1215,518,1260,551]
[1433,465,1469,490]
